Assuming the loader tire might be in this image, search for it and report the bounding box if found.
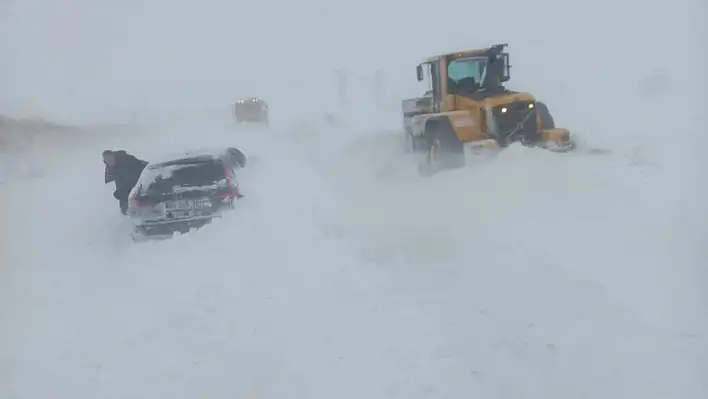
[535,101,555,129]
[419,119,464,175]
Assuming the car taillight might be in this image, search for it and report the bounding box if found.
[218,167,242,199]
[130,191,154,208]
[136,199,154,208]
[216,192,237,200]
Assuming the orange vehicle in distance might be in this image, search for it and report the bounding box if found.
[233,97,269,126]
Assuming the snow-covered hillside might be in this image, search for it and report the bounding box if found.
[1,2,706,398]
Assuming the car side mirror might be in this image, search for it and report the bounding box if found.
[416,65,424,82]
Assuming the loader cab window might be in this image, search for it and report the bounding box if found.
[417,61,442,112]
[429,61,442,112]
[447,56,487,93]
[419,62,433,95]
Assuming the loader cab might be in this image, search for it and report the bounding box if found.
[416,44,512,110]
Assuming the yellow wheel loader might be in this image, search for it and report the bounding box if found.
[402,43,576,175]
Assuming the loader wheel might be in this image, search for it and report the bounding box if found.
[419,119,464,175]
[535,101,555,129]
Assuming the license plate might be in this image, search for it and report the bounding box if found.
[165,198,212,212]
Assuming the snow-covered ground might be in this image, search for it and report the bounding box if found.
[1,110,706,398]
[2,2,707,398]
[287,115,708,395]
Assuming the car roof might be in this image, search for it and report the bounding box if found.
[148,147,232,168]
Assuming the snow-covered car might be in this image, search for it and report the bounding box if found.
[127,147,247,240]
[233,97,269,125]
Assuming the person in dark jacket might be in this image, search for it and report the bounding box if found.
[103,150,148,214]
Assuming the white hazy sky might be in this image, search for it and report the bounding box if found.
[1,0,705,124]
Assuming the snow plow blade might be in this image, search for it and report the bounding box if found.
[538,128,576,152]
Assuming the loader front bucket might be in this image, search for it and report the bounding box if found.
[540,128,576,152]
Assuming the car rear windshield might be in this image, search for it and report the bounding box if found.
[139,160,226,195]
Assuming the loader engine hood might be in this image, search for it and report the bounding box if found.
[486,100,539,146]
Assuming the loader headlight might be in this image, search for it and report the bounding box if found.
[494,102,534,116]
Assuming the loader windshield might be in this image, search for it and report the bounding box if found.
[447,56,487,89]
